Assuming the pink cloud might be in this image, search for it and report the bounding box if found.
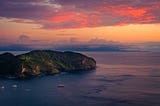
[113,6,147,18]
[43,11,102,29]
[0,0,160,29]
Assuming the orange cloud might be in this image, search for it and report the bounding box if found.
[99,4,157,26]
[49,12,78,24]
[114,7,147,18]
[0,0,160,29]
[138,15,155,23]
[101,5,147,18]
[45,11,101,29]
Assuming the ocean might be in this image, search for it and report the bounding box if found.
[0,51,160,106]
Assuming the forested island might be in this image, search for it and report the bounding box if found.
[0,50,96,79]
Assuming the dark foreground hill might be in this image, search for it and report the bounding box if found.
[0,50,96,79]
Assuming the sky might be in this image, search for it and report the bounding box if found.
[0,0,160,51]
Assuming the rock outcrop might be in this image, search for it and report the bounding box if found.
[0,50,96,79]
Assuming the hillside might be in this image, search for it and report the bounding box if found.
[0,50,96,79]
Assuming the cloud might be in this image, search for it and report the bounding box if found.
[88,38,111,45]
[133,42,160,52]
[17,35,31,45]
[18,35,30,41]
[50,38,130,51]
[0,35,50,49]
[0,35,128,51]
[1,34,160,52]
[0,0,160,29]
[56,33,75,36]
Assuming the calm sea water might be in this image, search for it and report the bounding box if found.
[0,52,160,106]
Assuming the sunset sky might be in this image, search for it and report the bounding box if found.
[0,0,160,51]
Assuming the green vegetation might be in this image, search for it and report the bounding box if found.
[0,50,96,79]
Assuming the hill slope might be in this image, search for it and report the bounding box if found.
[0,50,96,79]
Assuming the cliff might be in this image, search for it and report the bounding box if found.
[0,50,96,79]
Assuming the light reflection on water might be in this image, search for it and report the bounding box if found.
[0,51,160,106]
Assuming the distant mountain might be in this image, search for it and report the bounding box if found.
[55,45,126,52]
[0,45,32,51]
[0,44,126,52]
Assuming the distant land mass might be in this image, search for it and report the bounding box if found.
[0,50,96,79]
[0,45,32,51]
[55,45,125,52]
[0,44,126,52]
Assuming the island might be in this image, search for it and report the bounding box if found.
[0,50,96,79]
